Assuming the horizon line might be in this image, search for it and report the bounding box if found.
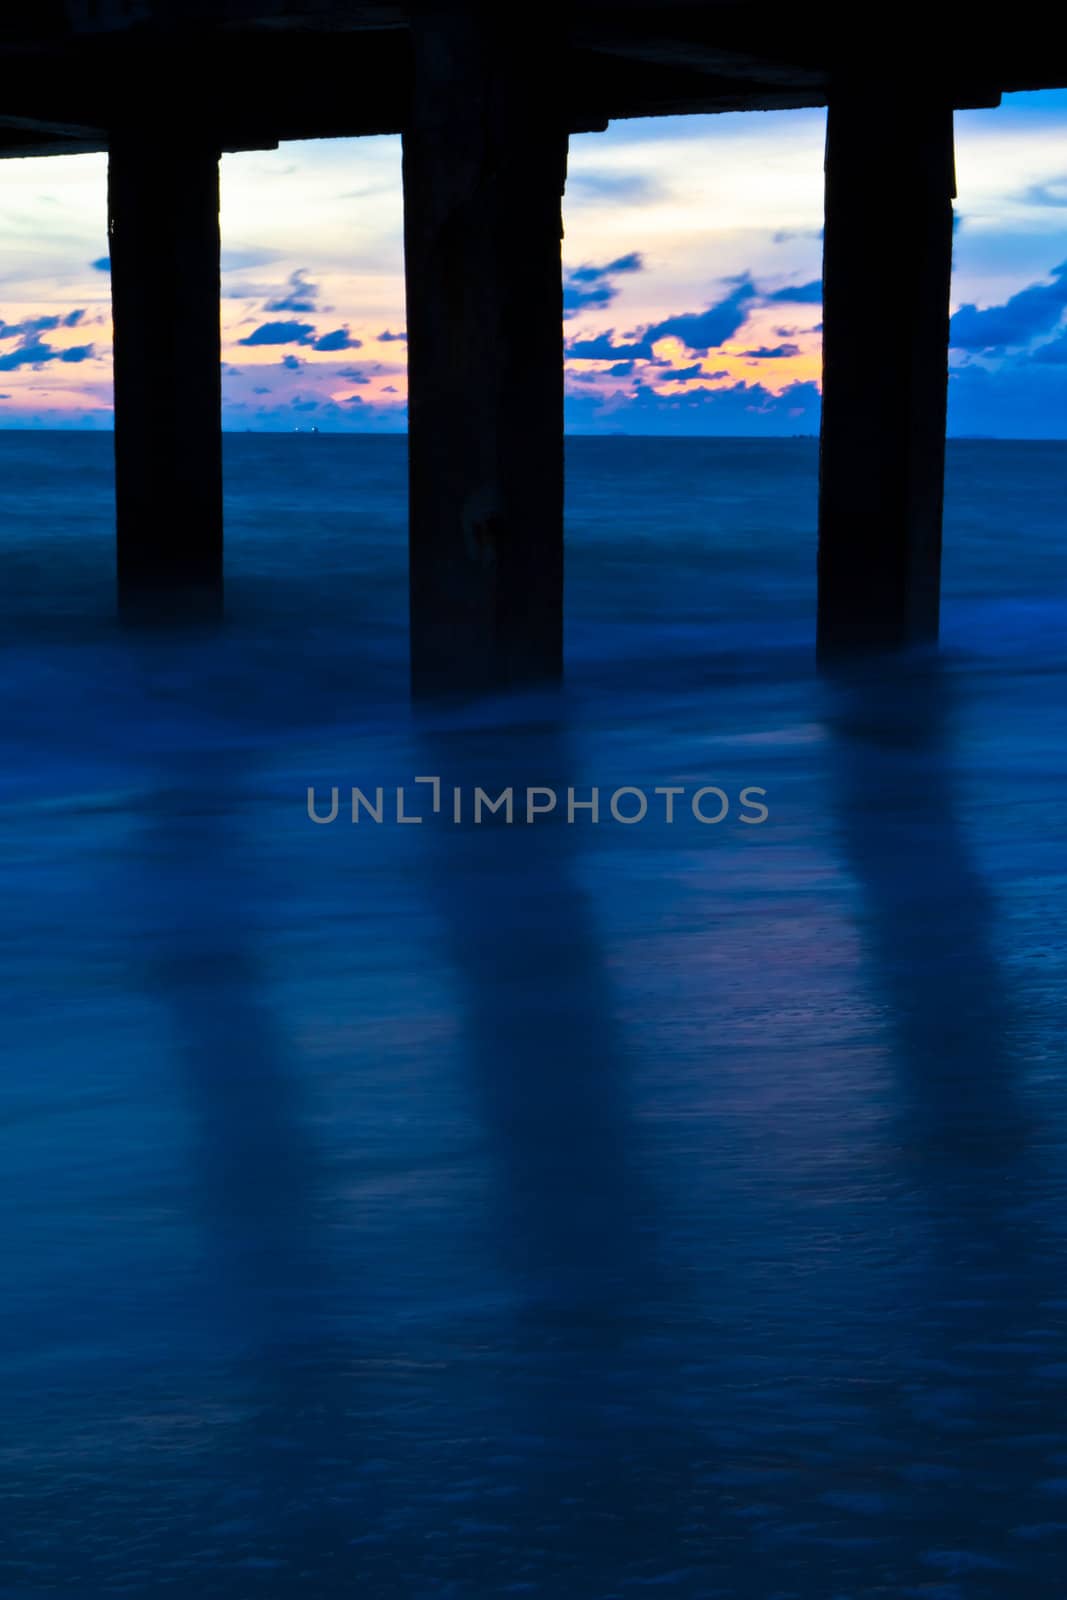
[0,427,1062,442]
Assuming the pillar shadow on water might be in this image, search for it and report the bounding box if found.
[97,738,465,1599]
[135,758,324,1335]
[822,653,1029,1160]
[405,704,716,1591]
[410,710,658,1314]
[122,750,366,1593]
[821,654,1064,1593]
[107,721,709,1597]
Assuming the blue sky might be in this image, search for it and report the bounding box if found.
[2,90,1067,434]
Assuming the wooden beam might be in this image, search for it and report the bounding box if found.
[108,132,224,617]
[817,96,956,657]
[0,5,1058,157]
[0,112,103,139]
[402,5,566,693]
[566,47,826,120]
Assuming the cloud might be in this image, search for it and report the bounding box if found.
[606,360,635,376]
[1020,177,1067,208]
[764,279,822,304]
[948,359,1067,437]
[238,320,317,347]
[338,366,371,383]
[568,252,643,284]
[1,314,67,338]
[566,171,664,205]
[253,385,271,394]
[950,261,1067,352]
[564,376,822,436]
[265,269,319,313]
[566,330,654,360]
[281,354,302,370]
[221,247,282,272]
[561,259,828,381]
[313,327,361,352]
[644,275,758,353]
[225,284,265,300]
[656,364,708,383]
[0,337,95,371]
[563,252,644,317]
[742,343,801,359]
[378,329,407,342]
[1026,332,1067,363]
[564,282,616,315]
[562,254,823,359]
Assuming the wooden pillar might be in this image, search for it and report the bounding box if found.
[817,96,955,658]
[402,4,566,694]
[108,133,223,618]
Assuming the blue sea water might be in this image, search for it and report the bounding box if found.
[1,433,1066,1597]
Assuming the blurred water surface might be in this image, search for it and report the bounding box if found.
[2,434,1066,1597]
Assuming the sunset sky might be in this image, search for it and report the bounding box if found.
[3,89,1067,434]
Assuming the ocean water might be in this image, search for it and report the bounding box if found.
[2,433,1066,1597]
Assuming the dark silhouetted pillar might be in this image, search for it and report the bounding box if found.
[403,5,566,693]
[817,97,955,658]
[108,133,223,618]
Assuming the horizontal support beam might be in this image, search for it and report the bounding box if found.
[0,18,1026,159]
[0,111,103,140]
[0,132,104,159]
[0,28,414,146]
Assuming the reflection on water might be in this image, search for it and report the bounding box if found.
[818,655,1064,1588]
[823,655,1029,1158]
[3,435,1067,1596]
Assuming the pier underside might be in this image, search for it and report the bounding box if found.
[1,3,1061,686]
